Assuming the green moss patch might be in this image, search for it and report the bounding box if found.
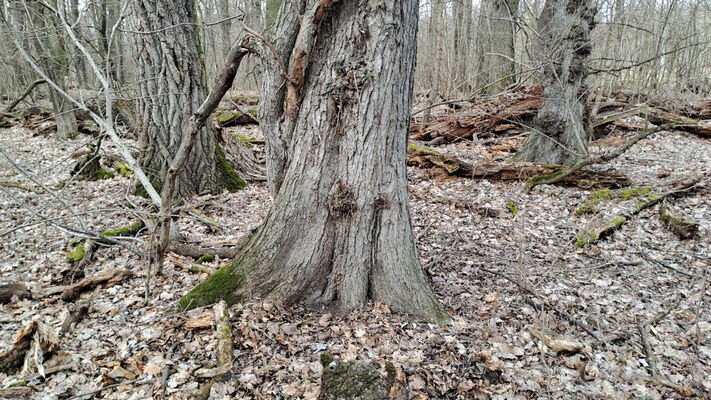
[215,146,247,192]
[574,189,613,216]
[103,220,144,237]
[114,162,134,177]
[66,242,86,263]
[617,187,651,201]
[506,201,518,216]
[178,262,245,311]
[197,254,214,264]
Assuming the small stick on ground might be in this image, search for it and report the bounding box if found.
[194,300,234,400]
[59,300,90,338]
[479,266,600,342]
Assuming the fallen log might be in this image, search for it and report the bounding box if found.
[407,142,630,190]
[576,177,703,248]
[595,106,711,138]
[659,201,699,240]
[0,283,32,304]
[411,86,542,143]
[194,300,234,400]
[61,269,132,301]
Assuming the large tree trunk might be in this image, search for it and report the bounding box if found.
[182,0,448,323]
[475,0,519,94]
[131,0,243,198]
[514,0,596,164]
[25,0,78,140]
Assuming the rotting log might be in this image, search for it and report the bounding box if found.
[659,201,699,240]
[0,283,31,304]
[407,142,629,190]
[410,86,542,143]
[576,177,703,248]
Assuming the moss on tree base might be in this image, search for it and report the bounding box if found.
[215,146,247,192]
[178,262,245,311]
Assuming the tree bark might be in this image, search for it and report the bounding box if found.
[514,0,596,165]
[131,0,242,198]
[475,0,519,94]
[182,0,448,323]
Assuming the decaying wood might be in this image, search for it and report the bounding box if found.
[0,387,34,397]
[194,300,234,400]
[407,142,629,190]
[0,318,58,375]
[61,269,132,301]
[524,125,668,191]
[59,300,91,337]
[659,201,699,240]
[595,106,711,138]
[167,235,249,260]
[0,283,32,304]
[411,86,542,143]
[576,177,703,248]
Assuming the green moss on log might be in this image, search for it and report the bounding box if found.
[197,254,214,264]
[215,146,247,192]
[617,187,651,201]
[506,201,518,216]
[574,189,613,216]
[114,162,133,177]
[103,220,144,237]
[178,262,245,311]
[660,210,698,240]
[526,169,566,185]
[66,242,86,262]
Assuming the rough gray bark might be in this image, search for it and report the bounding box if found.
[131,0,238,198]
[475,0,519,94]
[515,0,596,165]
[183,0,448,323]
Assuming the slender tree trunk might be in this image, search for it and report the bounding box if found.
[182,0,448,323]
[514,0,596,165]
[475,0,519,94]
[130,0,244,198]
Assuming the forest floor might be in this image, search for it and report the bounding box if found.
[1,115,710,399]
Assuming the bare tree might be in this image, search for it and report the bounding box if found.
[475,0,519,94]
[181,0,448,323]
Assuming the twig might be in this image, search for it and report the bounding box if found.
[479,266,600,341]
[66,375,153,400]
[237,19,296,85]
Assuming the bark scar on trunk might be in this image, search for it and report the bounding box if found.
[328,180,356,218]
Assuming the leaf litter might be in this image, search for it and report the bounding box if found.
[0,122,710,399]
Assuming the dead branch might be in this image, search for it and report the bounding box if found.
[4,79,46,113]
[525,125,671,191]
[407,142,629,190]
[194,300,234,400]
[152,41,249,276]
[60,269,132,301]
[576,177,704,248]
[0,283,32,304]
